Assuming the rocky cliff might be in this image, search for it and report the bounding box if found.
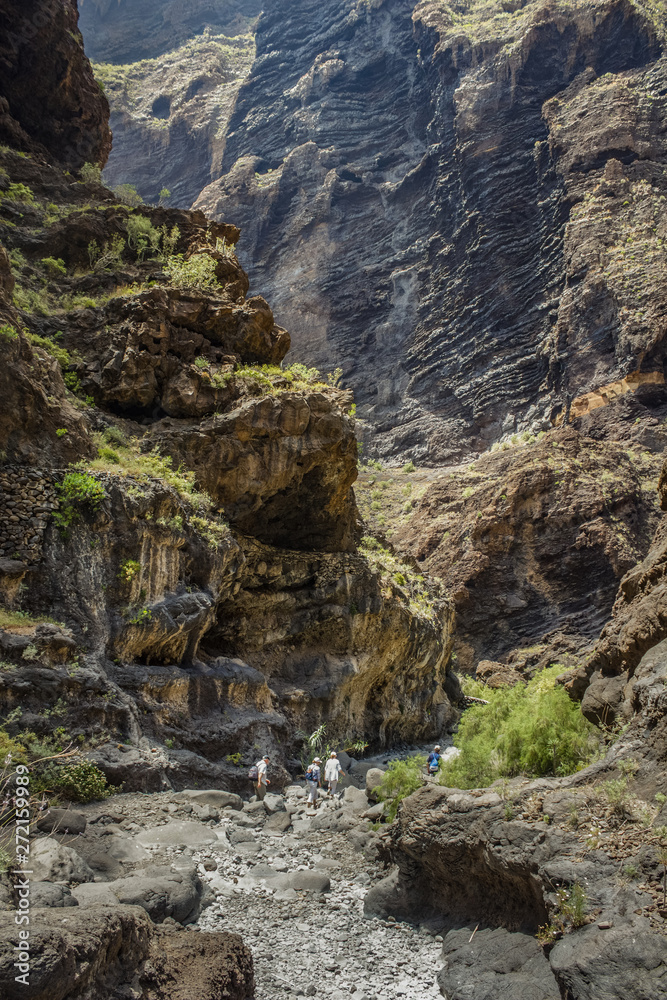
[79,1,259,208]
[0,0,454,800]
[190,0,665,464]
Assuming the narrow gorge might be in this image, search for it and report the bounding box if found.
[0,1,666,999]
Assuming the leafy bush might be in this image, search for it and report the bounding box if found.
[126,215,160,260]
[442,667,602,789]
[41,256,67,277]
[26,332,77,372]
[164,252,218,290]
[54,472,106,530]
[377,756,427,821]
[88,234,125,272]
[119,559,141,583]
[80,162,102,184]
[98,446,120,463]
[102,426,128,447]
[0,323,18,340]
[1,182,34,204]
[43,760,113,802]
[85,435,211,512]
[113,183,143,207]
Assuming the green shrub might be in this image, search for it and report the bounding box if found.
[26,332,76,371]
[42,760,113,802]
[88,234,125,272]
[1,182,34,204]
[119,559,141,583]
[113,183,143,207]
[80,162,102,184]
[54,472,106,530]
[194,356,209,369]
[164,252,218,290]
[98,446,120,463]
[126,215,160,260]
[102,426,127,447]
[442,667,601,789]
[402,461,415,473]
[41,256,66,277]
[0,323,18,340]
[56,428,68,438]
[376,756,426,821]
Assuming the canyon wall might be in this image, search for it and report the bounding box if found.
[0,0,455,801]
[195,0,666,463]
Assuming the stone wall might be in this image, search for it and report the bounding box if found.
[0,466,57,565]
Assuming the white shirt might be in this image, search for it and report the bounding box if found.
[256,760,268,785]
[325,758,342,781]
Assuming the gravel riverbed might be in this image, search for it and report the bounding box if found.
[194,784,446,1000]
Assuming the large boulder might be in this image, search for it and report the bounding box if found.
[438,926,561,1000]
[172,789,243,811]
[29,839,95,885]
[91,862,206,925]
[36,808,87,836]
[136,821,219,849]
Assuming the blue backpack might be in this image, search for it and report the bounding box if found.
[427,752,441,773]
[307,765,320,783]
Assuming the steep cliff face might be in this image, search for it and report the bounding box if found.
[194,0,665,463]
[0,1,454,792]
[78,1,258,208]
[0,0,110,169]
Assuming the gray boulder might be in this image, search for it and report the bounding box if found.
[342,786,369,813]
[264,811,292,833]
[30,838,95,884]
[172,788,242,811]
[438,926,561,1000]
[549,917,667,1000]
[271,871,330,893]
[227,828,257,846]
[365,768,385,801]
[29,883,78,908]
[263,793,286,814]
[36,808,87,835]
[74,863,205,925]
[136,821,218,848]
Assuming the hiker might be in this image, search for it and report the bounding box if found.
[427,745,442,777]
[305,756,322,807]
[251,754,271,800]
[324,751,345,797]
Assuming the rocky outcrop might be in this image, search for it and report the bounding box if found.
[77,1,260,207]
[0,905,253,1000]
[0,10,454,800]
[559,453,667,723]
[0,0,110,169]
[369,750,667,998]
[394,421,664,670]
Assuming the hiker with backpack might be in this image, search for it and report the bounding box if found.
[427,745,442,778]
[249,754,270,799]
[324,751,345,797]
[305,756,322,807]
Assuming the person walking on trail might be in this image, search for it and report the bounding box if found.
[255,754,271,800]
[427,745,442,777]
[324,751,345,797]
[305,757,322,807]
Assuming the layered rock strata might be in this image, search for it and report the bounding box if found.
[193,0,667,462]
